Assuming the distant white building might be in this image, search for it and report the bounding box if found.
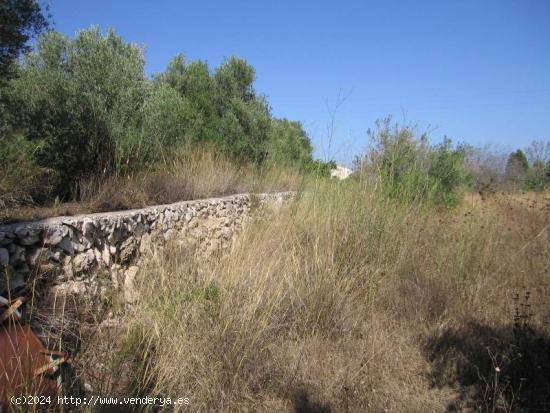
[330,165,353,180]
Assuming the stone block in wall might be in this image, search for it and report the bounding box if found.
[14,227,41,246]
[123,266,139,304]
[73,250,97,274]
[119,238,138,264]
[0,248,9,267]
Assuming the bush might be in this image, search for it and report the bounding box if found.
[0,132,51,206]
[358,117,469,207]
[428,138,470,205]
[304,159,337,177]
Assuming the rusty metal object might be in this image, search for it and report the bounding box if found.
[0,298,23,323]
[0,296,67,408]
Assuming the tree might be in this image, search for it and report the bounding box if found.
[266,119,313,166]
[214,56,256,102]
[525,140,550,166]
[213,57,271,162]
[2,26,318,204]
[6,27,146,197]
[0,0,49,79]
[155,55,217,143]
[505,150,529,189]
[428,139,470,205]
[524,141,550,191]
[526,159,548,191]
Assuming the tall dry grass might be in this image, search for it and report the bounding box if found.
[80,148,306,211]
[81,182,549,412]
[0,148,305,223]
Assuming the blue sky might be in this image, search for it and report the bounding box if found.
[49,0,550,165]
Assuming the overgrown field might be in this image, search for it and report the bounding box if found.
[77,181,550,412]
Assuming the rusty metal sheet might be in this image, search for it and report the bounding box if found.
[0,323,61,407]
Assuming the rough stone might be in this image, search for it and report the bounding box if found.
[9,245,25,266]
[93,248,102,265]
[52,251,63,262]
[0,248,9,267]
[107,226,124,245]
[51,280,87,296]
[133,222,148,238]
[139,233,152,254]
[2,271,25,292]
[57,236,75,254]
[124,266,139,303]
[0,232,14,246]
[220,227,233,240]
[43,226,68,246]
[26,247,51,266]
[73,250,96,273]
[82,218,96,237]
[119,238,137,263]
[14,226,39,244]
[101,245,111,266]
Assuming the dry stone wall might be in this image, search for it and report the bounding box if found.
[0,192,293,299]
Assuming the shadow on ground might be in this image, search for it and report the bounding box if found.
[426,318,550,412]
[292,389,332,413]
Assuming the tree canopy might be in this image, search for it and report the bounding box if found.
[0,0,49,79]
[1,27,316,203]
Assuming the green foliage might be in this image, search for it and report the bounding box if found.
[525,159,549,192]
[503,145,550,192]
[214,56,256,102]
[156,54,308,164]
[1,27,314,204]
[267,119,313,167]
[505,150,529,189]
[154,55,217,144]
[155,55,274,163]
[428,139,471,205]
[6,27,145,197]
[304,159,337,177]
[0,132,50,206]
[217,96,271,163]
[360,117,468,207]
[131,83,189,165]
[0,0,49,79]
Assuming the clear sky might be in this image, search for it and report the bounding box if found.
[48,0,550,165]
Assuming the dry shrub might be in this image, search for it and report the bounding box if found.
[79,182,549,412]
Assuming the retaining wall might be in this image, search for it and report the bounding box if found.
[0,192,293,301]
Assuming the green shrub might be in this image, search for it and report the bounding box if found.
[0,132,51,206]
[525,159,549,192]
[303,159,337,178]
[428,139,470,206]
[505,150,529,190]
[359,117,468,207]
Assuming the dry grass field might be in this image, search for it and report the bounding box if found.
[73,183,550,412]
